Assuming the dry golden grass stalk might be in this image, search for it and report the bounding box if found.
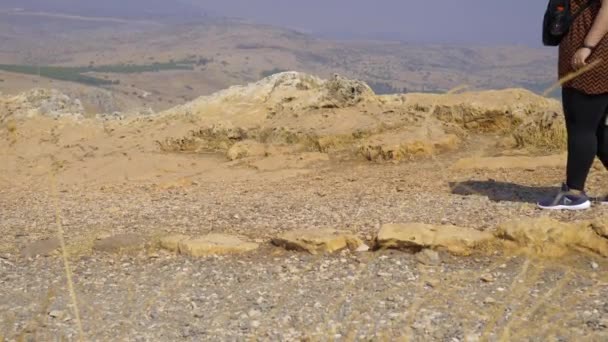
[508,269,572,340]
[496,262,544,341]
[543,59,602,97]
[402,264,429,341]
[50,173,85,342]
[480,258,530,341]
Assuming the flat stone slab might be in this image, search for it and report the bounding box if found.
[172,234,259,257]
[376,223,494,256]
[272,229,367,254]
[21,238,61,258]
[159,234,190,252]
[496,217,608,257]
[93,234,146,253]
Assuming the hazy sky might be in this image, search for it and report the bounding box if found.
[192,0,546,46]
[2,0,547,46]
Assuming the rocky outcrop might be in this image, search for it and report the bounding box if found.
[512,110,566,150]
[496,217,608,257]
[0,88,85,122]
[360,125,460,161]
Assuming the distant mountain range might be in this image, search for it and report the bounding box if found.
[0,5,560,115]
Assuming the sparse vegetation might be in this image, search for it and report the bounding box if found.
[367,81,407,95]
[2,71,607,341]
[0,64,116,86]
[0,61,195,86]
[261,68,289,78]
[513,111,567,151]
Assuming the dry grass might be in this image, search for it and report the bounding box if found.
[513,111,567,151]
[49,173,84,342]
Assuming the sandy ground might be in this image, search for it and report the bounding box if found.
[1,76,606,341]
[1,142,608,341]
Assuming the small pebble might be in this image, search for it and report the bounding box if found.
[480,274,495,283]
[425,279,440,288]
[248,309,261,318]
[49,310,64,319]
[484,297,497,305]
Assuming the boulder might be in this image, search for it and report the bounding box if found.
[272,229,366,254]
[360,126,459,161]
[495,217,608,257]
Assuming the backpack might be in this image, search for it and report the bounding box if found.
[543,0,598,46]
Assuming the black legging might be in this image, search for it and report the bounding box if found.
[563,87,608,191]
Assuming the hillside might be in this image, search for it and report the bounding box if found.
[0,10,558,114]
[0,72,565,188]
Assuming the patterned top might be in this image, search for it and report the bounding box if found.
[559,0,608,94]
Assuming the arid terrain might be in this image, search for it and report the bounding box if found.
[1,4,607,341]
[0,7,558,117]
[1,71,608,341]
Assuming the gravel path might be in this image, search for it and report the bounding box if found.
[2,152,608,341]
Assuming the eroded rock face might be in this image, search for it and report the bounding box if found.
[226,140,267,160]
[496,217,608,257]
[513,110,566,150]
[156,73,564,161]
[403,89,561,133]
[272,229,367,254]
[592,217,608,239]
[321,74,375,108]
[360,126,460,161]
[376,223,495,256]
[376,218,608,258]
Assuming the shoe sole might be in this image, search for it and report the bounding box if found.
[537,201,592,211]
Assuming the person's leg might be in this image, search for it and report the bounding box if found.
[592,101,608,203]
[538,87,607,210]
[596,110,608,169]
[562,88,608,191]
